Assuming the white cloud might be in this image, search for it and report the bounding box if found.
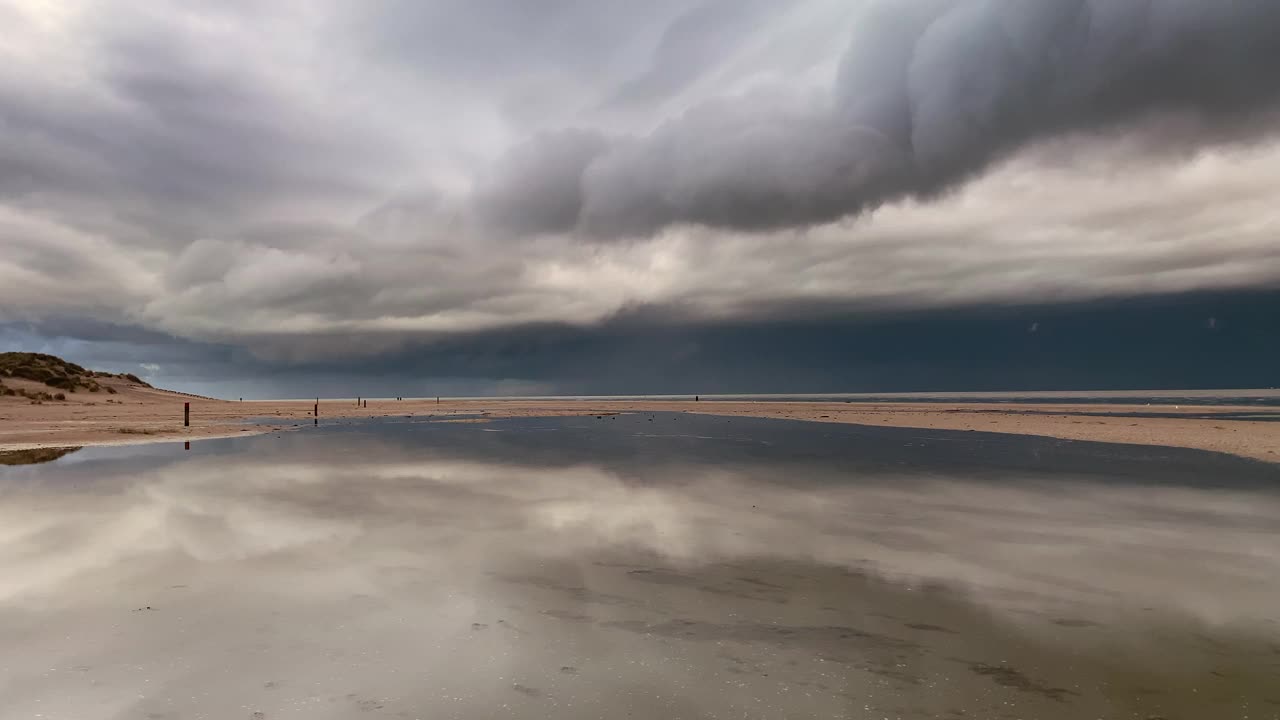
[123,137,1280,351]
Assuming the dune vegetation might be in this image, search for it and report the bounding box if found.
[0,352,148,402]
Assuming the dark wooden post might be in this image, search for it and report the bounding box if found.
[184,402,190,427]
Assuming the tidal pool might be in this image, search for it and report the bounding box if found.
[1,413,1278,719]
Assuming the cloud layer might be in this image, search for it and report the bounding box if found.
[1,0,1279,387]
[478,0,1280,238]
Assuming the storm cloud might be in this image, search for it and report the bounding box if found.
[481,0,1280,238]
[2,0,1280,393]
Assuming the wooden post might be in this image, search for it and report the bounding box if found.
[184,402,190,427]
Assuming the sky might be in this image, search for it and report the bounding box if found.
[1,0,1278,398]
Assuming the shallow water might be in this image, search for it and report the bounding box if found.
[2,414,1279,719]
[443,388,1280,407]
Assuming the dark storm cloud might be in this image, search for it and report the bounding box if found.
[479,0,1280,238]
[153,290,1280,396]
[299,288,1280,395]
[0,319,250,386]
[475,130,612,235]
[3,0,1280,398]
[14,285,1280,399]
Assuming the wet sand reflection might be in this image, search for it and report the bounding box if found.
[1,414,1278,719]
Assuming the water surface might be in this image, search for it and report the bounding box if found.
[435,388,1280,407]
[2,414,1278,719]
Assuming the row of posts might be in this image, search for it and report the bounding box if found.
[183,394,692,430]
[181,395,452,435]
[183,394,699,429]
[177,394,701,452]
[181,396,442,424]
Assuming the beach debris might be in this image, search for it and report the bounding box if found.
[512,684,542,698]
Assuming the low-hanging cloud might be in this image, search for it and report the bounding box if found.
[480,0,1280,239]
[4,0,1280,388]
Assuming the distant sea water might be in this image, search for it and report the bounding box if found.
[437,389,1280,407]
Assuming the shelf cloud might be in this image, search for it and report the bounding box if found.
[2,0,1279,392]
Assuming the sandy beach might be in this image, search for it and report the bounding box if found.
[2,375,1278,462]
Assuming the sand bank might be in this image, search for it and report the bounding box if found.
[2,378,1277,462]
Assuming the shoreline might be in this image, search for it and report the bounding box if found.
[3,382,1279,463]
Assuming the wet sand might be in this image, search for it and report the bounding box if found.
[2,378,1279,462]
[1,415,1277,719]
